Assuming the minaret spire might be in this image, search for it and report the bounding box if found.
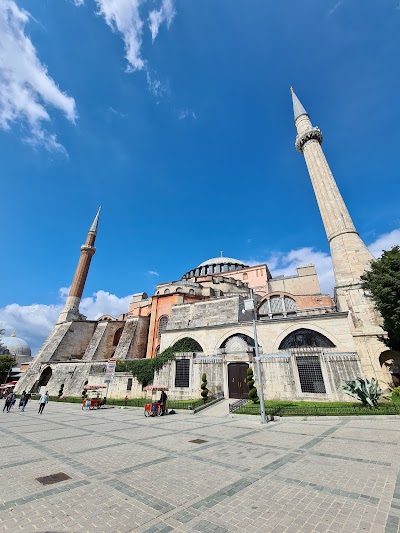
[57,209,101,324]
[291,88,384,379]
[290,87,308,122]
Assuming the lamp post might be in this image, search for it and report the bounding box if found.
[245,289,266,424]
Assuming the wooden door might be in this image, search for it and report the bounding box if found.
[228,363,249,399]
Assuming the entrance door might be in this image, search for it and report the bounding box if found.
[228,363,249,399]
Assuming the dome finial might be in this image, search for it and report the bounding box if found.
[11,331,16,337]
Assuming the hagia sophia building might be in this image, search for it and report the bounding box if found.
[14,89,397,401]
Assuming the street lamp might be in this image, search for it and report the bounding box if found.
[244,289,266,424]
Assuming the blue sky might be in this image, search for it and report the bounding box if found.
[1,0,399,353]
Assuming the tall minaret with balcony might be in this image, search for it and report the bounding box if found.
[290,88,385,377]
[57,208,100,324]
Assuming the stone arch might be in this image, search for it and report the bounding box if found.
[38,367,52,388]
[113,327,124,347]
[273,323,338,352]
[379,350,400,387]
[164,334,204,353]
[219,333,262,354]
[279,328,336,350]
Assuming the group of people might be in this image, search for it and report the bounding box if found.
[2,390,49,414]
[2,390,29,412]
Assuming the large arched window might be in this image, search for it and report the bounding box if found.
[158,316,169,338]
[259,295,297,317]
[279,329,335,350]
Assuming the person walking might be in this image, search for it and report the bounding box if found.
[3,392,13,413]
[21,392,30,412]
[38,391,49,414]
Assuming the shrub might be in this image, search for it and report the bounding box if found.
[247,367,258,403]
[58,384,64,398]
[201,373,209,402]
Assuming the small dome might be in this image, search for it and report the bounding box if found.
[1,334,31,356]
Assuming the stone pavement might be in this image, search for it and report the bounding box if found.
[0,402,400,533]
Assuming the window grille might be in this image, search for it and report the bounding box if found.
[175,359,190,387]
[270,296,284,314]
[296,356,326,393]
[127,378,132,391]
[158,316,169,338]
[284,296,296,312]
[258,301,269,315]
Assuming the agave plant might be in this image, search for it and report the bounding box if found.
[338,377,389,407]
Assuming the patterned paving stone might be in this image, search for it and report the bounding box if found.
[0,403,399,532]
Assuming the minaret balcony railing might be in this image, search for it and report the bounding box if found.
[295,127,323,152]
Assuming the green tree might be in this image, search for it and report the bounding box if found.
[0,329,9,355]
[361,246,400,352]
[0,355,16,384]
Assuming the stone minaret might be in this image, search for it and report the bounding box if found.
[57,208,100,324]
[291,87,385,378]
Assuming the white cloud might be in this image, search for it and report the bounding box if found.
[178,108,197,120]
[369,228,400,258]
[327,0,344,16]
[94,0,145,71]
[73,0,85,5]
[146,70,169,98]
[149,0,175,42]
[243,228,400,296]
[147,270,159,276]
[0,289,132,355]
[108,106,127,118]
[0,0,76,151]
[87,1,175,96]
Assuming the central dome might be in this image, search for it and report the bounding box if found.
[198,257,247,267]
[182,256,249,279]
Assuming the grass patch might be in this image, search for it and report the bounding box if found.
[234,400,400,416]
[50,396,205,410]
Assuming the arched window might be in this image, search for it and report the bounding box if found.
[175,287,183,293]
[158,316,169,338]
[164,289,170,294]
[279,329,335,350]
[189,289,195,295]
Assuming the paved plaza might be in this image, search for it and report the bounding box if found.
[0,402,400,533]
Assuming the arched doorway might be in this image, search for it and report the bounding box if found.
[228,363,249,399]
[113,327,124,347]
[379,351,400,387]
[37,367,52,389]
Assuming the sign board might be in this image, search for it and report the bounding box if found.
[243,299,255,311]
[104,358,116,384]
